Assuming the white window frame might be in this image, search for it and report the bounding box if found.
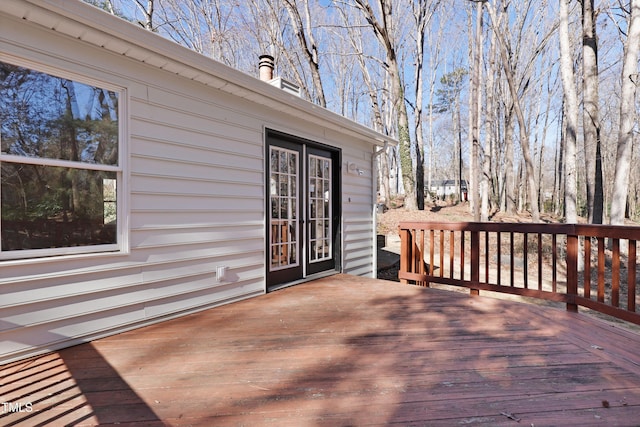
[0,56,127,261]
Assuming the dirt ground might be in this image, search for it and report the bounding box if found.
[377,199,474,236]
[376,198,575,237]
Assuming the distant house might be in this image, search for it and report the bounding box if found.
[0,0,396,363]
[428,180,468,200]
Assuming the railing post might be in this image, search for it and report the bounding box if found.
[470,228,480,296]
[399,228,412,284]
[566,232,579,312]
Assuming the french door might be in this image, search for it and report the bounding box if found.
[266,131,340,290]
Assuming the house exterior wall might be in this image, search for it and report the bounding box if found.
[429,180,469,198]
[0,3,384,364]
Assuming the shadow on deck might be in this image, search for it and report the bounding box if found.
[2,274,640,426]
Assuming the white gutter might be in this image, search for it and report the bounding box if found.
[371,142,389,278]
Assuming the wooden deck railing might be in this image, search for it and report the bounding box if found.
[398,222,640,325]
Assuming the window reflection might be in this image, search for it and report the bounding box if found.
[0,61,120,254]
[0,62,118,165]
[1,164,117,250]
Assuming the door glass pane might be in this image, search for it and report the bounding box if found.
[269,147,298,271]
[289,243,296,264]
[308,155,332,264]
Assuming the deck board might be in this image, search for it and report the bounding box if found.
[2,274,640,426]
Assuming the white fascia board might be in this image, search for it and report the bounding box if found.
[2,0,397,148]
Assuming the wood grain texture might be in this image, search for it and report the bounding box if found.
[2,274,640,426]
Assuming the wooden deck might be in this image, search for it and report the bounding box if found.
[3,274,640,426]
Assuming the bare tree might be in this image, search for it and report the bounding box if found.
[412,0,441,210]
[425,8,447,200]
[335,5,392,204]
[558,0,579,224]
[136,0,155,30]
[611,0,640,226]
[282,0,327,107]
[154,0,241,64]
[248,0,317,100]
[481,0,541,222]
[470,1,483,220]
[436,68,467,204]
[353,0,419,210]
[582,0,604,223]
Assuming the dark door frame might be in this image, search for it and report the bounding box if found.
[265,129,341,291]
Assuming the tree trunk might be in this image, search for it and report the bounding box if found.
[582,0,603,223]
[140,0,154,30]
[558,0,579,224]
[396,80,417,210]
[413,1,434,210]
[426,10,446,203]
[504,108,516,215]
[611,0,640,226]
[283,0,326,107]
[454,97,463,203]
[482,3,496,222]
[470,1,483,220]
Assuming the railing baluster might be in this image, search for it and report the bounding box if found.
[629,240,637,312]
[471,228,480,296]
[598,237,605,303]
[612,238,620,307]
[485,231,490,283]
[566,232,579,313]
[449,230,455,279]
[440,230,445,278]
[584,237,591,299]
[460,231,465,281]
[399,227,411,285]
[523,233,529,289]
[538,233,543,291]
[497,231,502,286]
[510,232,515,287]
[552,234,557,293]
[429,229,435,277]
[418,229,425,286]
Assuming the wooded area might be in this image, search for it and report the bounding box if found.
[93,0,640,224]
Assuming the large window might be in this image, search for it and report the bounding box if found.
[0,60,123,259]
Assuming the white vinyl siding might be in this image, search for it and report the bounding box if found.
[0,2,391,364]
[341,146,376,277]
[0,17,265,362]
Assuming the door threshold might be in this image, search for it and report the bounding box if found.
[267,270,340,292]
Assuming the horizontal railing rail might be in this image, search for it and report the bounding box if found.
[398,221,640,325]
